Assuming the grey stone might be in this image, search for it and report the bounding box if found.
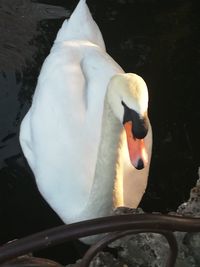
[66,168,200,267]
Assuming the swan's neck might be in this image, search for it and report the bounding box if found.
[83,99,122,219]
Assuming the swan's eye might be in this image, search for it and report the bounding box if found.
[122,101,148,139]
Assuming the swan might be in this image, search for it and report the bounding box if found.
[20,0,152,238]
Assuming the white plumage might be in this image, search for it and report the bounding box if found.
[20,0,152,237]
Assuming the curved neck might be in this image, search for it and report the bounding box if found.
[83,99,122,219]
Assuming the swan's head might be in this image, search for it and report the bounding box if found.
[107,73,150,170]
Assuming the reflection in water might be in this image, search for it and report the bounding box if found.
[0,0,68,164]
[0,0,67,70]
[0,72,21,168]
[0,0,68,152]
[0,0,199,265]
[0,0,80,263]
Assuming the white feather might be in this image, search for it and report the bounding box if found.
[20,0,152,243]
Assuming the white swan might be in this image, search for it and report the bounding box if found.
[20,0,152,235]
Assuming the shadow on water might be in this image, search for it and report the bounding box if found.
[0,0,199,264]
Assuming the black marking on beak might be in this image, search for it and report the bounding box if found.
[122,101,148,139]
[136,158,144,170]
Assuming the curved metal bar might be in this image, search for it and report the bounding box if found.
[0,214,199,264]
[164,231,179,267]
[0,256,63,267]
[81,229,178,267]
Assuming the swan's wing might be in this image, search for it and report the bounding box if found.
[19,41,123,221]
[20,111,35,169]
[19,46,94,218]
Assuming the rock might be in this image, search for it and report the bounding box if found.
[177,168,200,216]
[174,167,200,266]
[87,252,122,267]
[108,208,168,267]
[66,168,200,267]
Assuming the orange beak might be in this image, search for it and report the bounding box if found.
[124,121,148,170]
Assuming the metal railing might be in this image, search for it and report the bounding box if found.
[0,214,200,267]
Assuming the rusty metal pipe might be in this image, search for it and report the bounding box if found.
[0,214,199,264]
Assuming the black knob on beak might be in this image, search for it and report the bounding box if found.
[122,101,148,139]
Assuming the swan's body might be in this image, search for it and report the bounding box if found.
[20,0,152,231]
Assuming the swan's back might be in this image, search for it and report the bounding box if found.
[20,0,124,222]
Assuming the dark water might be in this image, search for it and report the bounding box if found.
[0,0,199,264]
